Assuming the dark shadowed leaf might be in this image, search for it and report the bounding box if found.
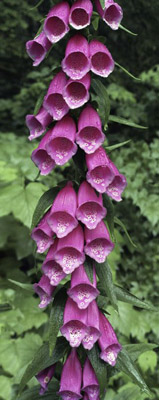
[49,287,67,355]
[8,279,33,293]
[119,24,138,36]
[123,343,158,362]
[87,344,107,396]
[30,0,45,10]
[91,79,110,127]
[31,187,59,229]
[84,256,94,283]
[0,303,12,312]
[95,260,118,311]
[114,217,137,247]
[34,90,46,115]
[105,140,131,153]
[109,115,148,129]
[18,379,59,400]
[103,194,115,240]
[115,62,141,81]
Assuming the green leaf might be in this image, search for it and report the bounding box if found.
[95,259,118,311]
[114,217,137,248]
[19,337,69,394]
[0,376,12,400]
[87,344,107,396]
[105,140,131,153]
[116,349,150,395]
[102,194,115,240]
[84,256,94,283]
[115,62,141,81]
[8,279,33,293]
[114,285,156,311]
[138,350,157,373]
[99,0,105,8]
[49,287,67,355]
[119,24,138,36]
[34,90,46,115]
[0,303,12,312]
[91,79,110,127]
[30,0,45,10]
[109,115,148,129]
[31,186,59,229]
[18,380,59,400]
[124,343,158,362]
[92,16,99,31]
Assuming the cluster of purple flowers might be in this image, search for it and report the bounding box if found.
[26,0,125,397]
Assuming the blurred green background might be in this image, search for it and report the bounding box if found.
[0,0,159,399]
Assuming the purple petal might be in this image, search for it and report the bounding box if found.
[59,350,82,398]
[26,107,52,141]
[104,0,123,30]
[31,129,55,175]
[76,105,105,154]
[84,221,114,263]
[62,35,91,80]
[89,40,114,78]
[69,0,93,30]
[55,225,85,273]
[82,358,99,400]
[26,31,52,67]
[36,364,56,395]
[34,275,55,308]
[44,2,70,43]
[61,298,88,347]
[76,181,106,229]
[86,147,114,193]
[43,71,69,120]
[98,311,122,366]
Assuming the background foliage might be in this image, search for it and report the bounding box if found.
[0,0,159,399]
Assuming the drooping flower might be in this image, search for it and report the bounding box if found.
[58,349,82,400]
[31,130,55,175]
[26,31,52,67]
[55,225,85,274]
[89,40,114,78]
[26,107,52,141]
[82,300,100,350]
[67,264,99,309]
[31,210,54,253]
[98,311,122,366]
[76,181,106,229]
[95,0,123,30]
[43,71,69,120]
[76,105,105,154]
[82,358,99,400]
[62,34,91,80]
[86,147,114,193]
[46,115,77,165]
[36,364,56,395]
[47,182,78,238]
[84,221,114,263]
[105,158,127,201]
[42,240,66,286]
[63,73,91,109]
[60,298,88,347]
[34,275,55,308]
[44,1,70,43]
[69,0,93,30]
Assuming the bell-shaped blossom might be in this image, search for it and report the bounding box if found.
[105,159,127,202]
[43,71,69,120]
[63,73,91,109]
[61,298,88,347]
[26,106,52,141]
[67,264,99,309]
[34,275,55,308]
[82,358,99,400]
[31,130,55,175]
[55,225,85,274]
[44,1,70,44]
[82,300,100,350]
[62,34,91,80]
[46,116,77,165]
[95,0,123,30]
[26,31,52,67]
[84,221,114,263]
[47,182,78,238]
[76,105,105,154]
[76,181,106,229]
[31,210,54,253]
[42,240,66,286]
[36,364,56,395]
[89,40,114,78]
[98,311,122,366]
[86,147,114,193]
[69,0,93,30]
[58,349,82,400]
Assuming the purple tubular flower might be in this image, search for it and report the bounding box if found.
[82,300,100,350]
[89,40,114,78]
[34,275,55,308]
[31,130,55,175]
[61,298,88,347]
[63,73,91,109]
[46,116,77,165]
[43,71,69,120]
[26,31,52,67]
[67,264,99,309]
[98,311,122,366]
[104,0,123,30]
[47,182,78,238]
[36,364,56,395]
[44,1,70,44]
[62,34,91,80]
[105,159,127,201]
[31,210,54,253]
[76,105,105,154]
[42,240,66,286]
[55,225,85,274]
[76,181,106,229]
[69,0,93,30]
[58,349,82,400]
[26,106,52,141]
[82,358,99,400]
[84,220,114,263]
[86,147,114,193]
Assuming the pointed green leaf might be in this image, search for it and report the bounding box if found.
[31,187,59,229]
[87,344,107,396]
[99,0,105,8]
[18,380,59,400]
[119,24,138,36]
[34,90,46,115]
[84,256,94,283]
[109,115,148,129]
[91,79,110,127]
[114,217,137,248]
[102,194,115,240]
[95,260,118,311]
[115,62,141,81]
[123,343,158,362]
[19,337,69,394]
[105,140,131,153]
[49,287,67,355]
[8,279,33,293]
[30,0,45,10]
